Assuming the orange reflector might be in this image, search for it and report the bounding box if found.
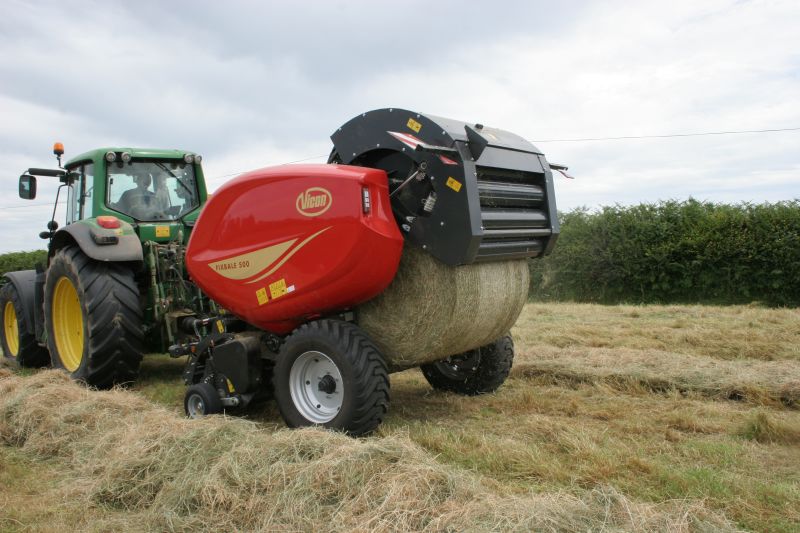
[53,142,64,156]
[97,216,121,229]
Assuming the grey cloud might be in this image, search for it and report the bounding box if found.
[0,0,798,253]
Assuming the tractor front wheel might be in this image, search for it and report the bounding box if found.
[184,382,223,418]
[0,283,48,367]
[273,320,390,436]
[44,246,144,388]
[420,334,515,395]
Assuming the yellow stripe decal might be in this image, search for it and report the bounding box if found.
[208,239,297,280]
[245,226,332,284]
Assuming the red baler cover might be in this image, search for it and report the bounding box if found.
[186,164,403,334]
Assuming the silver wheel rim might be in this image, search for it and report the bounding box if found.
[187,393,206,418]
[289,350,343,424]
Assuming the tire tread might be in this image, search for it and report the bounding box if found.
[45,246,143,388]
[274,319,389,436]
[421,335,514,396]
[0,283,49,367]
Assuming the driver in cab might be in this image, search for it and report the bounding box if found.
[117,171,157,215]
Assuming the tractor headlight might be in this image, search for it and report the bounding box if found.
[184,154,195,164]
[194,154,202,164]
[121,152,132,163]
[105,151,117,162]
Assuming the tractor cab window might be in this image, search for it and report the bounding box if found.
[66,163,94,223]
[107,160,199,221]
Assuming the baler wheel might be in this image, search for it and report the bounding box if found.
[421,334,514,395]
[0,283,48,367]
[44,246,144,388]
[273,319,389,436]
[184,382,223,418]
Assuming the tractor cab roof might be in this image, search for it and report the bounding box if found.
[65,147,195,167]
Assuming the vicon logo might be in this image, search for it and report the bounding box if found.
[296,187,332,217]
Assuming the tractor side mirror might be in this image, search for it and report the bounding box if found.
[19,174,37,199]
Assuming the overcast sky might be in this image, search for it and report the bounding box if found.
[1,0,798,253]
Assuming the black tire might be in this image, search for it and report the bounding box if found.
[421,334,514,395]
[44,246,144,388]
[273,320,389,437]
[0,283,48,367]
[184,382,223,418]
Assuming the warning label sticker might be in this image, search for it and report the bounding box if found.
[446,177,463,192]
[407,117,422,133]
[155,225,170,237]
[269,278,289,300]
[256,287,268,306]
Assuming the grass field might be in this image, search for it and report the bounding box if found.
[1,303,799,531]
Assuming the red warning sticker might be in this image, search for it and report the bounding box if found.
[388,131,424,150]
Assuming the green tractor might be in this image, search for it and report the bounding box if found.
[1,143,212,387]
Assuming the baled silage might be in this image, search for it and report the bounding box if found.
[357,245,530,368]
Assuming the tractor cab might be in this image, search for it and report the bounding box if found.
[18,145,208,243]
[105,159,200,222]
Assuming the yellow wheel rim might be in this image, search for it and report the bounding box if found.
[3,301,19,357]
[52,277,84,372]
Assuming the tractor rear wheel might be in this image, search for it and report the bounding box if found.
[44,246,144,388]
[273,320,390,436]
[420,334,514,395]
[0,283,48,367]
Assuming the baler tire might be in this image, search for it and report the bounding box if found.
[184,382,223,418]
[44,246,144,388]
[0,283,48,367]
[273,319,390,437]
[421,334,514,396]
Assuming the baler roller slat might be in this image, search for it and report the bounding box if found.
[481,209,549,229]
[482,228,553,239]
[475,239,544,261]
[475,166,540,184]
[477,181,544,208]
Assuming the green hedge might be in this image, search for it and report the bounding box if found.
[0,250,48,284]
[529,199,800,306]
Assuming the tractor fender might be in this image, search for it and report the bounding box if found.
[2,270,37,337]
[50,224,143,265]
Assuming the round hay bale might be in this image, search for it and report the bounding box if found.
[356,245,530,368]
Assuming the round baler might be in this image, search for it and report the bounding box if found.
[182,108,560,435]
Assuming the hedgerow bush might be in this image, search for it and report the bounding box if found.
[529,199,800,306]
[0,250,47,284]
